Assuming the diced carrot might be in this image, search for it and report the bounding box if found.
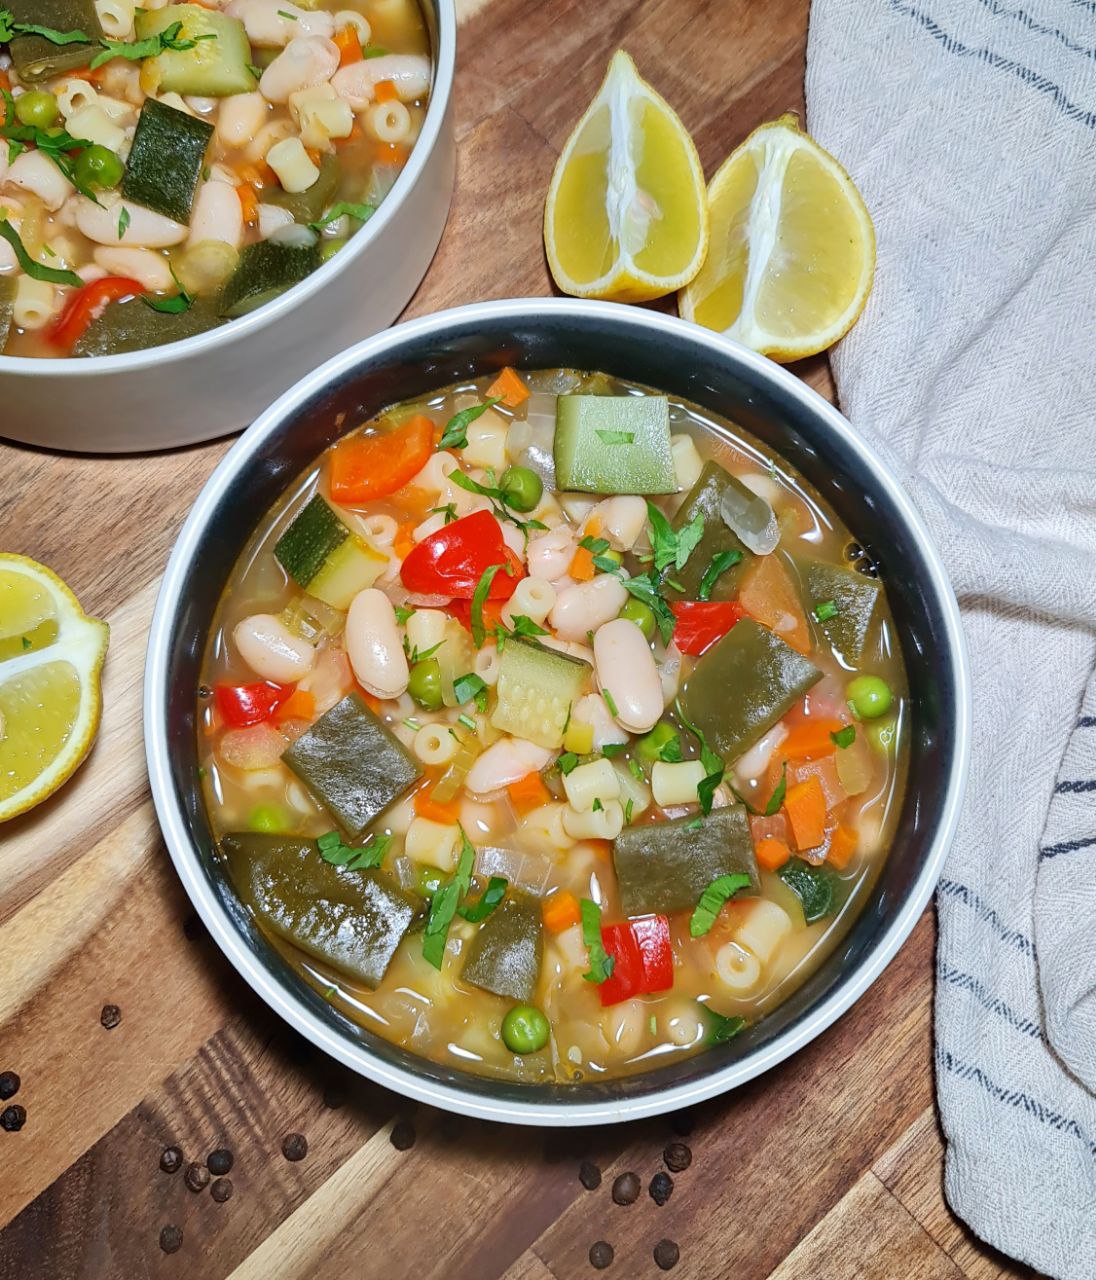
[587,839,613,860]
[783,775,828,851]
[360,690,382,713]
[329,414,435,503]
[827,824,858,870]
[738,554,811,654]
[569,544,596,580]
[542,890,582,934]
[236,183,259,227]
[274,689,316,723]
[780,718,845,762]
[755,835,792,872]
[791,756,847,810]
[375,141,410,165]
[486,366,530,408]
[338,119,365,146]
[508,771,552,813]
[374,78,399,102]
[393,521,417,559]
[334,26,363,66]
[239,161,276,189]
[414,785,463,824]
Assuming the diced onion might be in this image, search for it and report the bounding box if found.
[720,483,780,555]
[268,222,319,249]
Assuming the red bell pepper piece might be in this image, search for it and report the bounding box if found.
[215,681,294,728]
[328,414,435,503]
[48,277,145,353]
[400,509,522,600]
[670,600,746,656]
[598,915,673,1007]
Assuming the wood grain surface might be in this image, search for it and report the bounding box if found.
[0,1,1041,1276]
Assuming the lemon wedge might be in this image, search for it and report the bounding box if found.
[544,50,709,302]
[680,114,875,360]
[0,554,109,823]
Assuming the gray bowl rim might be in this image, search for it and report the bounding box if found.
[144,297,971,1126]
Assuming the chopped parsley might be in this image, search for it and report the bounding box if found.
[602,688,619,717]
[558,752,579,776]
[457,875,507,922]
[689,872,752,936]
[684,815,704,832]
[436,398,502,451]
[578,534,610,555]
[317,829,390,871]
[646,502,704,573]
[697,549,743,602]
[702,1005,747,1046]
[813,599,838,623]
[592,797,604,813]
[594,429,634,445]
[452,671,489,713]
[470,562,510,647]
[394,605,414,625]
[778,858,839,924]
[579,898,615,984]
[309,200,376,234]
[831,725,856,749]
[457,712,477,731]
[429,502,459,525]
[422,827,475,968]
[675,698,725,815]
[0,215,81,287]
[90,21,217,71]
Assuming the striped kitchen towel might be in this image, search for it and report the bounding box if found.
[806,2,1096,1276]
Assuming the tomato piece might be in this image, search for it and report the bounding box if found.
[48,277,145,353]
[400,510,522,600]
[738,555,811,653]
[214,681,294,728]
[670,600,746,655]
[598,915,673,1006]
[329,415,435,503]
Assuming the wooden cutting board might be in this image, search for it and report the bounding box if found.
[0,1,1039,1276]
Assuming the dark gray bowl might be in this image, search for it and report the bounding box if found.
[145,298,970,1125]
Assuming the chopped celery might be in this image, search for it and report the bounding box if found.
[435,619,475,707]
[429,730,482,804]
[279,594,346,642]
[490,638,592,749]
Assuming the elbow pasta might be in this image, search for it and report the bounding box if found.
[404,817,461,871]
[94,0,136,40]
[561,758,620,813]
[413,724,459,768]
[13,277,56,330]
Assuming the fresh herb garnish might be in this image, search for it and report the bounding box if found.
[436,398,502,451]
[317,829,390,871]
[453,671,488,713]
[117,206,131,240]
[558,752,579,776]
[595,429,634,445]
[831,725,856,749]
[457,875,507,922]
[779,858,839,924]
[429,502,459,525]
[308,200,376,234]
[697,549,743,602]
[470,561,509,646]
[592,797,604,812]
[0,14,92,43]
[702,1004,747,1046]
[675,697,725,815]
[501,614,548,642]
[457,712,477,731]
[579,898,614,985]
[0,215,82,286]
[684,815,703,832]
[600,742,626,757]
[813,599,838,622]
[277,8,298,18]
[578,535,610,555]
[90,21,216,71]
[647,502,704,573]
[448,467,547,537]
[628,758,644,782]
[659,734,683,763]
[689,872,752,936]
[0,91,101,202]
[362,44,388,57]
[142,267,192,314]
[394,604,413,625]
[624,797,634,824]
[402,717,421,731]
[765,763,787,816]
[422,826,475,968]
[602,688,619,717]
[246,62,263,79]
[405,638,444,663]
[617,570,676,645]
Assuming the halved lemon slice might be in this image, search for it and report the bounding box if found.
[544,50,709,302]
[0,554,109,823]
[680,114,875,360]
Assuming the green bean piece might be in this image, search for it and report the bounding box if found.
[499,465,543,513]
[618,597,656,640]
[408,657,443,711]
[846,674,893,721]
[501,1004,550,1054]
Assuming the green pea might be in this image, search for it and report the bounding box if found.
[408,656,443,711]
[864,715,899,755]
[636,721,681,763]
[74,144,124,191]
[618,597,656,641]
[501,1003,551,1054]
[15,90,59,129]
[413,863,445,897]
[499,465,543,513]
[846,674,893,721]
[320,239,345,262]
[249,804,289,833]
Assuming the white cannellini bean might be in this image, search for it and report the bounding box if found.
[526,526,576,581]
[227,0,334,46]
[671,434,704,491]
[593,618,662,734]
[732,900,793,967]
[561,758,619,813]
[572,693,629,749]
[187,181,244,249]
[5,150,74,212]
[259,36,340,104]
[465,738,553,796]
[234,613,316,683]
[651,760,707,808]
[734,722,789,785]
[74,195,187,247]
[591,496,647,552]
[216,91,269,148]
[92,246,174,292]
[562,800,624,841]
[345,588,408,698]
[332,53,431,109]
[549,575,629,642]
[257,203,296,239]
[658,642,683,707]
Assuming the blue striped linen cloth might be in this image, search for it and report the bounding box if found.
[806,2,1096,1274]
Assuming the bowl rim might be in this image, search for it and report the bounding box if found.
[0,0,457,378]
[144,297,971,1125]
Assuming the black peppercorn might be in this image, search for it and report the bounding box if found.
[610,1172,640,1205]
[184,1162,210,1193]
[653,1239,680,1271]
[579,1160,602,1191]
[99,1004,121,1030]
[281,1133,308,1162]
[210,1177,233,1203]
[0,1072,19,1101]
[649,1171,674,1206]
[663,1142,692,1172]
[159,1146,184,1174]
[589,1240,614,1269]
[390,1120,416,1151]
[159,1226,183,1255]
[207,1148,233,1176]
[1,1104,26,1132]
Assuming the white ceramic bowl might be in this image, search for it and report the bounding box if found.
[0,0,456,455]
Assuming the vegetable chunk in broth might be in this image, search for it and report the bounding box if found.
[198,368,909,1084]
[0,0,431,357]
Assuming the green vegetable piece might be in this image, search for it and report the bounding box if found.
[554,395,675,494]
[612,805,760,917]
[846,674,893,720]
[679,617,822,761]
[501,1004,550,1054]
[618,596,656,641]
[461,893,543,1002]
[74,143,123,191]
[689,871,753,937]
[407,657,443,711]
[282,692,423,840]
[864,714,899,756]
[72,294,220,356]
[801,560,882,663]
[702,1005,747,1046]
[135,5,256,96]
[778,857,841,925]
[266,153,342,224]
[490,636,591,750]
[411,862,445,898]
[635,721,681,764]
[120,99,213,223]
[222,833,417,987]
[670,463,755,599]
[499,465,543,513]
[14,90,59,128]
[8,0,100,82]
[248,803,289,834]
[273,493,384,609]
[219,240,322,318]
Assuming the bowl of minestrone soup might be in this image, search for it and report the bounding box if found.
[0,0,455,452]
[146,298,970,1124]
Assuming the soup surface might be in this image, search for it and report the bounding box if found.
[0,0,431,358]
[198,368,908,1084]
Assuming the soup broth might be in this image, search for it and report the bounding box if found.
[198,368,908,1084]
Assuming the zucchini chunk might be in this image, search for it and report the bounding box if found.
[613,805,760,918]
[461,893,543,1002]
[219,241,322,318]
[679,617,822,760]
[283,692,423,840]
[490,637,592,749]
[72,295,220,356]
[800,560,882,664]
[120,99,214,224]
[8,0,100,82]
[553,394,675,494]
[223,833,417,987]
[136,5,257,97]
[266,153,342,224]
[671,462,754,598]
[274,494,386,609]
